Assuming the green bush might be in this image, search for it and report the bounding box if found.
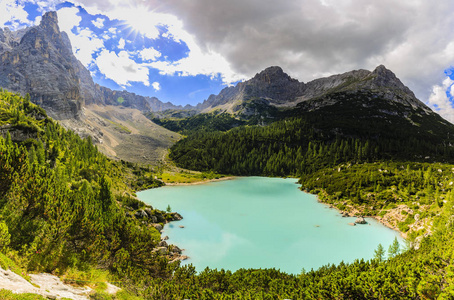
[0,221,10,252]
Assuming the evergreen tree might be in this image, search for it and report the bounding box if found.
[388,237,400,258]
[374,243,385,262]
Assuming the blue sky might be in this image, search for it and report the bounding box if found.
[2,0,454,120]
[1,0,246,106]
[53,2,245,106]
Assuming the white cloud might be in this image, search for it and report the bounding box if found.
[7,0,454,111]
[139,47,161,61]
[118,38,125,49]
[57,8,105,67]
[96,49,150,87]
[73,28,105,66]
[152,81,160,91]
[91,17,105,28]
[0,0,33,29]
[65,0,247,85]
[56,6,81,34]
[428,77,454,123]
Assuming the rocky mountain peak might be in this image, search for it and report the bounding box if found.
[198,64,431,115]
[252,66,296,84]
[0,11,83,120]
[370,64,412,91]
[39,11,59,35]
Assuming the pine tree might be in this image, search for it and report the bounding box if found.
[388,237,400,258]
[374,243,385,262]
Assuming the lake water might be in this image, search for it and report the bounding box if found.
[138,177,404,274]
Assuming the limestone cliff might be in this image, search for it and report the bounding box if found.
[0,12,82,120]
[0,11,184,119]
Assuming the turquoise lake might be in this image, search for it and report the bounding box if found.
[137,177,404,274]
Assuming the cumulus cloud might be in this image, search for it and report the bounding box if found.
[118,38,125,49]
[139,47,161,61]
[66,0,248,85]
[152,81,160,91]
[57,7,105,67]
[0,0,33,29]
[91,17,105,28]
[96,49,150,87]
[428,77,454,123]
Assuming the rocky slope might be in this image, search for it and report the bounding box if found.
[197,65,432,116]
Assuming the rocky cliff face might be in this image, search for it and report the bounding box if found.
[0,12,184,119]
[0,12,83,120]
[197,65,431,115]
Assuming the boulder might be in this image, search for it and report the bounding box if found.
[172,212,183,221]
[355,216,367,224]
[144,207,153,216]
[134,209,148,219]
[171,245,182,254]
[158,240,168,247]
[153,224,163,232]
[149,215,158,223]
[155,247,167,255]
[155,213,166,223]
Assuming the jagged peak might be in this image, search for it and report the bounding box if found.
[252,66,297,83]
[372,64,394,76]
[39,11,60,34]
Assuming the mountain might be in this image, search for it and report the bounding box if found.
[0,12,83,120]
[0,12,183,163]
[168,66,454,176]
[197,65,432,117]
[0,11,183,119]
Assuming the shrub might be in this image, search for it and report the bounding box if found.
[0,222,10,252]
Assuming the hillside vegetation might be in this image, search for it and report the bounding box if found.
[0,89,177,289]
[169,92,454,176]
[3,89,454,299]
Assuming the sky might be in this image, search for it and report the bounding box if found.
[1,0,454,121]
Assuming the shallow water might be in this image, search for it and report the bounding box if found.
[138,177,404,274]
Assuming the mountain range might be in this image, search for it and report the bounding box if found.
[0,11,451,164]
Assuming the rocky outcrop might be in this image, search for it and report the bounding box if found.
[355,216,367,224]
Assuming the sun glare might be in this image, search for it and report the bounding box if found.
[121,7,161,40]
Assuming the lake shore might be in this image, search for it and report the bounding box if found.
[315,196,407,238]
[164,176,236,186]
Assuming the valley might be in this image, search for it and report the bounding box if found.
[1,9,454,299]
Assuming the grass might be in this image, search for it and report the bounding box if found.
[0,252,31,283]
[60,266,114,291]
[0,290,48,300]
[158,170,224,184]
[106,119,132,134]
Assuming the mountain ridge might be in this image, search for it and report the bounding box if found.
[0,11,437,122]
[196,65,432,116]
